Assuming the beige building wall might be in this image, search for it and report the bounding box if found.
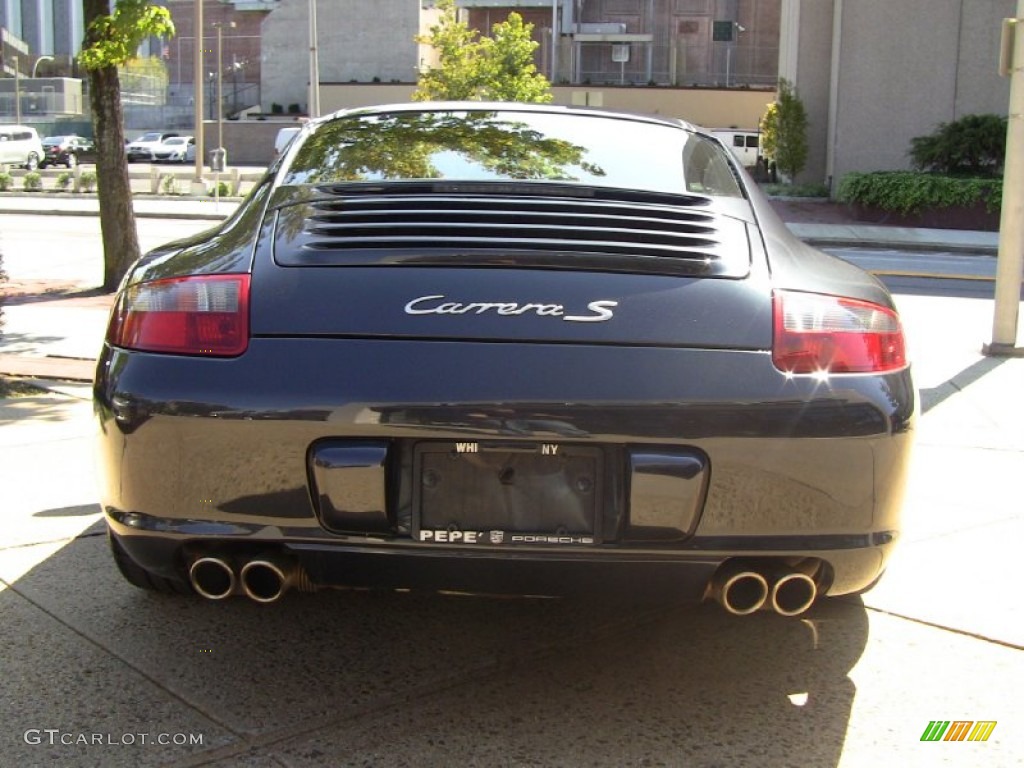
[261,0,439,114]
[779,0,833,185]
[318,83,774,134]
[954,0,1014,117]
[787,0,1014,192]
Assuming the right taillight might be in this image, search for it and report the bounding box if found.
[772,290,907,374]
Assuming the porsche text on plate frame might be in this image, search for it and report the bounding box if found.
[95,102,915,615]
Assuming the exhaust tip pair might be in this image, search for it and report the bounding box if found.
[188,556,291,603]
[710,561,818,617]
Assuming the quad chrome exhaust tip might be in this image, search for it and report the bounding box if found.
[769,571,818,617]
[240,558,292,604]
[709,560,819,617]
[709,563,770,616]
[189,553,310,603]
[189,557,236,600]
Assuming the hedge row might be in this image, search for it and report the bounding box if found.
[837,171,1002,215]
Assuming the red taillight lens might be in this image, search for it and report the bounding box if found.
[107,275,250,357]
[772,290,906,374]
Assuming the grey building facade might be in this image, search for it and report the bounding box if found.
[0,0,82,60]
[781,0,1014,190]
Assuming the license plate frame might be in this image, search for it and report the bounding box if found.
[412,441,603,546]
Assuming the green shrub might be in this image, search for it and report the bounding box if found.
[270,103,283,114]
[161,173,178,195]
[56,171,73,191]
[23,172,42,192]
[0,172,12,191]
[837,171,1002,215]
[760,78,809,181]
[79,170,97,192]
[287,103,301,114]
[208,181,231,197]
[909,114,1006,177]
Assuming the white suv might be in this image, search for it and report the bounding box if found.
[0,125,45,170]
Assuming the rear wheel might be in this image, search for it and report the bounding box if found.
[108,531,194,595]
[25,153,39,171]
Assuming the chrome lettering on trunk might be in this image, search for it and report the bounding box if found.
[404,295,618,322]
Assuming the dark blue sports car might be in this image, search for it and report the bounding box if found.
[95,103,914,615]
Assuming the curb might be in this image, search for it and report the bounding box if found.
[0,354,95,383]
[801,236,998,256]
[0,206,230,221]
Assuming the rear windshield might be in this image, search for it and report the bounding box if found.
[281,109,743,198]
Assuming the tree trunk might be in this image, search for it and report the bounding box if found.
[84,0,141,292]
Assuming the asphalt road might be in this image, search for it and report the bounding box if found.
[1,222,1022,767]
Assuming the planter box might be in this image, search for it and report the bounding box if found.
[851,201,999,231]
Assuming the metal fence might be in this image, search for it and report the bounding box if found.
[567,42,778,88]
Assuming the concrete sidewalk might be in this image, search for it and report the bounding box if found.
[0,192,240,221]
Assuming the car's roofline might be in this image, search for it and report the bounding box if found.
[315,101,699,133]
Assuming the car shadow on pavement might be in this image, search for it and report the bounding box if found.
[0,392,92,424]
[0,526,869,767]
[920,355,1006,414]
[32,503,103,518]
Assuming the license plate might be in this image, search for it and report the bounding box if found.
[412,441,602,545]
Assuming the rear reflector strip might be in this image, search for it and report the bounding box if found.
[772,290,907,374]
[107,275,250,357]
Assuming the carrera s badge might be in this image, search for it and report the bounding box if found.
[404,295,618,322]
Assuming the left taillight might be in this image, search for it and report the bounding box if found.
[107,274,250,357]
[772,289,907,374]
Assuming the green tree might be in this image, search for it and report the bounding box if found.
[79,1,174,291]
[478,13,552,102]
[414,0,551,103]
[760,78,809,183]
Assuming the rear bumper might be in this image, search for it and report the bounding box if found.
[107,516,894,599]
[95,337,914,599]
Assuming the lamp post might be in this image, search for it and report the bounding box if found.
[212,20,235,155]
[32,54,54,78]
[725,22,746,87]
[12,54,20,124]
[550,0,558,82]
[308,0,320,118]
[192,0,205,191]
[207,71,216,120]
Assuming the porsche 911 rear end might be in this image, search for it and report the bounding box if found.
[95,104,915,614]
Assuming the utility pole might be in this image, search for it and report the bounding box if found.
[13,55,21,124]
[308,0,320,118]
[987,5,1024,356]
[192,0,205,194]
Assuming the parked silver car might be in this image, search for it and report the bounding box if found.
[126,131,179,162]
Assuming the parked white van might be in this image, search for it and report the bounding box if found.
[711,129,761,169]
[0,125,45,170]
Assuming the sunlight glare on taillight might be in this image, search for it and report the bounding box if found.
[107,275,250,356]
[772,290,906,374]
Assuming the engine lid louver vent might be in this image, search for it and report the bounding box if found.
[273,187,751,278]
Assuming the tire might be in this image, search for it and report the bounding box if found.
[108,531,194,595]
[66,153,77,169]
[25,153,38,171]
